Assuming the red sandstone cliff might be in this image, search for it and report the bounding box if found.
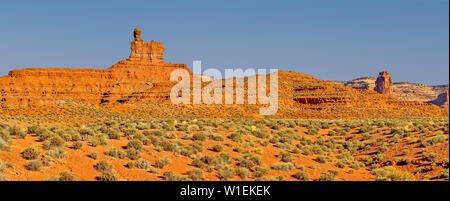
[0,28,190,105]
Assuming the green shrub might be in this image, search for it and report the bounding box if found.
[211,144,223,152]
[72,141,83,149]
[45,147,67,159]
[192,132,207,141]
[293,171,310,181]
[22,147,40,160]
[9,125,26,139]
[94,160,113,172]
[217,167,234,181]
[272,162,294,171]
[127,139,144,151]
[25,160,43,171]
[135,159,151,169]
[235,167,250,179]
[163,171,183,181]
[186,168,203,181]
[154,156,171,168]
[59,171,76,181]
[89,152,98,160]
[99,170,117,181]
[126,148,141,160]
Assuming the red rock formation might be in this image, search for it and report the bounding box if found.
[428,89,449,109]
[0,28,190,105]
[374,71,394,96]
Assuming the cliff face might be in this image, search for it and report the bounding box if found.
[0,29,190,105]
[374,71,394,96]
[428,89,449,109]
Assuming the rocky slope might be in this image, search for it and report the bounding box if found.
[335,75,449,108]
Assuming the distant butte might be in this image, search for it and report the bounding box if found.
[0,28,191,105]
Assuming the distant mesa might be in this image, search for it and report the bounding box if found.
[374,71,394,96]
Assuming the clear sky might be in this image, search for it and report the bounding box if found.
[0,0,448,85]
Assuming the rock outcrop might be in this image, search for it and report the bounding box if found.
[0,28,190,105]
[374,71,394,96]
[428,89,449,109]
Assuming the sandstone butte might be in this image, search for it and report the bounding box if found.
[0,29,448,119]
[374,71,394,96]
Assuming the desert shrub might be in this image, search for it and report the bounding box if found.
[94,160,113,172]
[211,144,223,152]
[235,154,262,170]
[59,171,76,181]
[105,147,125,159]
[439,169,449,179]
[135,159,151,169]
[22,147,40,160]
[89,151,98,160]
[425,152,437,162]
[293,171,310,181]
[163,171,183,181]
[317,173,335,181]
[126,148,141,160]
[372,166,415,181]
[99,170,117,181]
[186,168,203,181]
[154,156,171,168]
[49,135,65,148]
[314,156,327,163]
[90,134,108,147]
[0,128,12,150]
[217,167,234,181]
[213,135,225,141]
[72,141,83,149]
[253,166,269,178]
[45,147,67,159]
[235,167,250,179]
[0,160,11,172]
[192,132,207,141]
[9,125,26,139]
[230,133,243,142]
[279,151,292,162]
[127,139,144,151]
[272,162,294,171]
[104,128,120,140]
[25,160,43,171]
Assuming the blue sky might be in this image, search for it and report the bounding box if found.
[0,0,448,85]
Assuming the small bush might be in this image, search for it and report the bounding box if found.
[154,156,171,168]
[217,167,234,181]
[293,171,310,181]
[99,170,117,181]
[25,160,43,171]
[59,171,76,181]
[127,139,144,151]
[89,152,98,160]
[135,159,151,169]
[272,162,294,171]
[211,144,223,152]
[45,147,67,159]
[186,168,203,181]
[72,141,83,149]
[235,167,250,179]
[94,160,113,172]
[22,147,40,160]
